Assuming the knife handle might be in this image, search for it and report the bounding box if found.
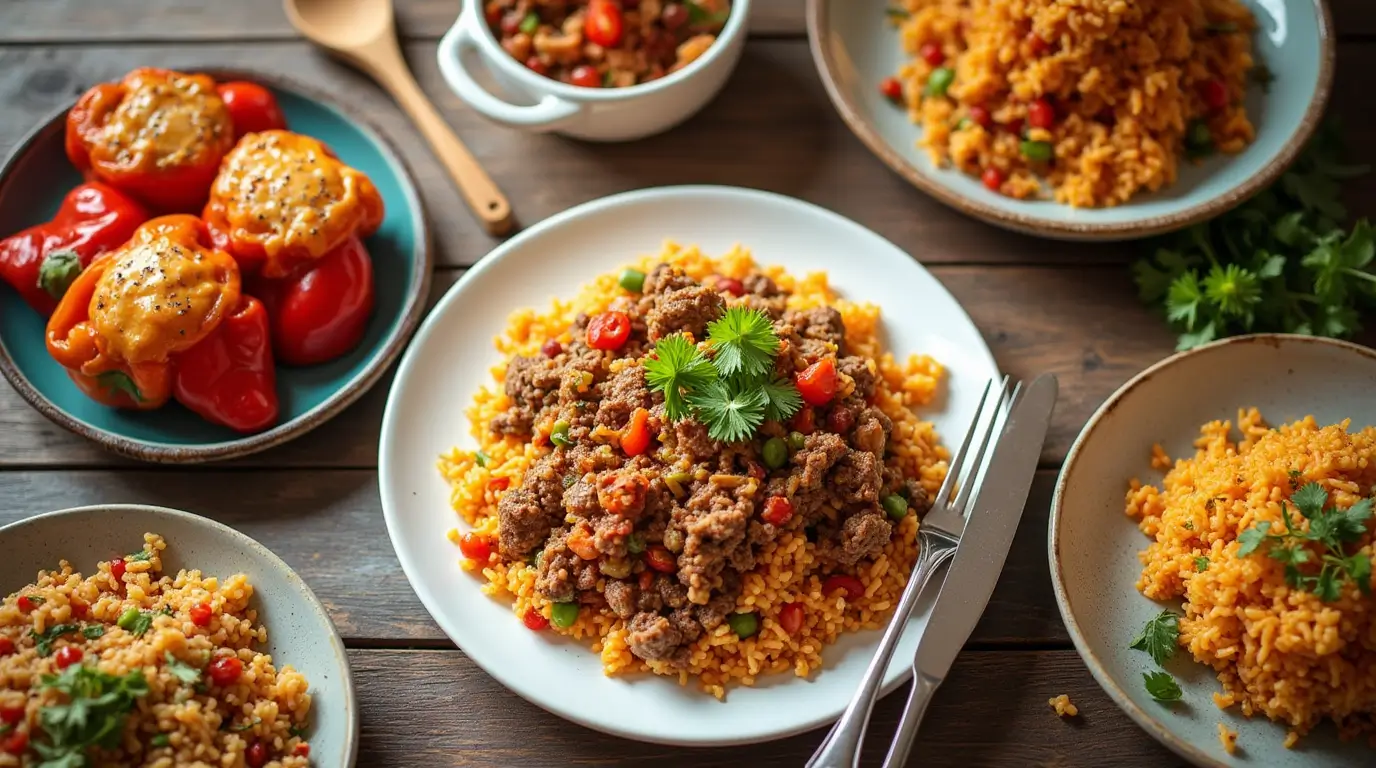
[882,670,941,768]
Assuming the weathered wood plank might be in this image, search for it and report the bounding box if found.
[4,0,1373,42]
[0,468,1070,644]
[0,0,807,42]
[0,264,1170,468]
[348,648,1183,766]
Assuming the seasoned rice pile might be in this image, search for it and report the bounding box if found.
[890,0,1258,206]
[439,243,948,698]
[0,534,311,767]
[1127,410,1376,745]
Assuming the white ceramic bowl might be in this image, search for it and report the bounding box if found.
[0,504,358,766]
[377,185,1000,745]
[437,0,750,141]
[1051,335,1376,767]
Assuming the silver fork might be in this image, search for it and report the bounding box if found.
[806,376,1012,768]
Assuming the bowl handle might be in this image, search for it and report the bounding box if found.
[437,15,582,130]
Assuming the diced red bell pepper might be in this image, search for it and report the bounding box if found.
[172,295,279,433]
[0,182,148,315]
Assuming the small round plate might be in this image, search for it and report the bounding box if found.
[0,68,432,462]
[377,185,1000,745]
[0,503,358,766]
[1051,335,1376,767]
[807,0,1334,240]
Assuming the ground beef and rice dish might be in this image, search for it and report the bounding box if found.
[885,0,1260,207]
[1128,410,1376,747]
[439,244,948,697]
[484,0,732,89]
[0,534,311,767]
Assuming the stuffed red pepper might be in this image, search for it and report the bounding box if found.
[45,215,279,432]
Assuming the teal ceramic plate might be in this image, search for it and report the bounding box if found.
[0,69,432,462]
[0,503,358,766]
[1051,335,1376,766]
[807,0,1335,240]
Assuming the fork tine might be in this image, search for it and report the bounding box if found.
[928,378,994,511]
[950,377,1013,514]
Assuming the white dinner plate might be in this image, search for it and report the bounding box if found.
[377,185,999,745]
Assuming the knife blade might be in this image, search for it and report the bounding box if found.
[914,373,1057,682]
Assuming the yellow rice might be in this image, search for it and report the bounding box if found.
[1049,693,1079,717]
[1127,410,1376,745]
[890,0,1258,207]
[0,534,311,767]
[438,242,948,698]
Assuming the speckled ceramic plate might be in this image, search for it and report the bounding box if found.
[378,185,1001,745]
[0,503,357,766]
[0,68,432,462]
[807,0,1335,240]
[1051,335,1376,767]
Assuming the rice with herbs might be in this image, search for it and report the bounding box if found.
[888,0,1258,207]
[0,534,311,767]
[438,243,947,698]
[1127,410,1376,746]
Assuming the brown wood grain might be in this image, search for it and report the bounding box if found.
[0,468,1072,645]
[4,0,1374,41]
[347,648,1185,766]
[0,264,1172,468]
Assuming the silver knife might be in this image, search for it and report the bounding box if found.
[882,373,1058,767]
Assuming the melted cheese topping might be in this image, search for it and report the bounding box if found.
[208,130,376,275]
[90,236,230,364]
[101,71,231,171]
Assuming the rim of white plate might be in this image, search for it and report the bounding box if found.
[377,185,1000,746]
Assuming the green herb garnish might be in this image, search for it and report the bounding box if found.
[687,378,769,444]
[1143,670,1183,703]
[1195,556,1210,572]
[758,375,804,422]
[644,334,717,422]
[116,608,153,637]
[885,7,911,20]
[164,652,201,686]
[151,733,170,748]
[32,665,149,765]
[1134,118,1372,350]
[474,450,490,468]
[1129,610,1180,667]
[30,624,80,658]
[228,718,262,733]
[127,550,152,563]
[82,626,104,640]
[1235,483,1373,601]
[685,0,730,25]
[24,595,46,606]
[289,724,309,738]
[706,307,779,378]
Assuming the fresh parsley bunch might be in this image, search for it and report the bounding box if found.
[644,307,803,443]
[1236,482,1373,601]
[32,664,149,767]
[1130,610,1184,702]
[1134,118,1374,350]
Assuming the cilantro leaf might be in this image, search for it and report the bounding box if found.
[1292,483,1328,519]
[1236,521,1271,557]
[474,450,490,468]
[82,625,104,640]
[1129,610,1180,666]
[1194,556,1210,572]
[127,550,152,563]
[34,665,149,762]
[707,307,779,378]
[757,375,803,423]
[30,624,79,658]
[1347,554,1372,595]
[1202,263,1262,317]
[1236,485,1375,601]
[163,652,201,685]
[644,334,717,422]
[1143,671,1183,702]
[687,378,768,444]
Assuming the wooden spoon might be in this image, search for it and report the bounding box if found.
[285,0,515,236]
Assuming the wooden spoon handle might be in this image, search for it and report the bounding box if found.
[372,57,514,236]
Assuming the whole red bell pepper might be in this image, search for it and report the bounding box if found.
[173,295,280,432]
[0,182,148,315]
[216,81,289,140]
[252,236,375,366]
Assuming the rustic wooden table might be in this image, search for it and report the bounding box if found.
[2,1,1374,765]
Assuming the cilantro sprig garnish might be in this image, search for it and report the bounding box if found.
[33,664,149,765]
[1134,118,1374,350]
[706,307,779,378]
[30,624,80,658]
[1130,610,1184,702]
[643,306,803,443]
[164,652,201,685]
[644,334,717,421]
[1236,482,1373,601]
